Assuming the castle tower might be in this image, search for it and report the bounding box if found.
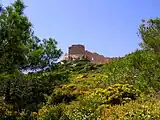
[68,44,86,60]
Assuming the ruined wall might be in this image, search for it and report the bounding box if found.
[85,50,110,64]
[69,45,85,55]
[68,44,86,60]
[63,44,120,64]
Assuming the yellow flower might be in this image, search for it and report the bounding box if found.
[31,112,37,117]
[20,111,25,116]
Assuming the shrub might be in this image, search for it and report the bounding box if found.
[86,84,141,105]
[47,85,78,105]
[37,104,68,120]
[64,101,102,120]
[0,97,17,119]
[60,84,140,120]
[101,50,160,93]
[101,99,160,120]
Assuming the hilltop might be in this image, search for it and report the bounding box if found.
[62,44,121,64]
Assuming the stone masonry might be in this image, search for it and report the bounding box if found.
[63,44,120,64]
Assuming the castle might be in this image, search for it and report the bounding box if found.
[62,44,120,64]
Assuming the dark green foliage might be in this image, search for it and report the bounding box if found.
[0,71,69,115]
[0,0,63,117]
[47,84,78,105]
[24,37,63,71]
[0,4,3,13]
[139,18,160,53]
[0,0,62,73]
[54,60,101,74]
[0,0,32,73]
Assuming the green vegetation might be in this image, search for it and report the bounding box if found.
[1,0,160,119]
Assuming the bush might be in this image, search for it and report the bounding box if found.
[101,50,160,93]
[47,85,78,105]
[58,84,140,120]
[37,104,68,120]
[0,97,17,119]
[85,84,140,106]
[63,101,102,120]
[101,99,160,120]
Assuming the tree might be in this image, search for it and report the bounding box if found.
[23,37,63,71]
[0,0,62,73]
[0,4,3,13]
[0,0,31,73]
[0,0,62,105]
[138,17,160,53]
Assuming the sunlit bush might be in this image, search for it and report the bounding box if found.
[101,99,160,120]
[84,84,140,106]
[37,104,68,120]
[0,97,17,119]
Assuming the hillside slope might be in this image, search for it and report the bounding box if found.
[36,50,160,120]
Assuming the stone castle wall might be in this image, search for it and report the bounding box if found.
[69,44,85,55]
[85,50,110,64]
[63,44,120,64]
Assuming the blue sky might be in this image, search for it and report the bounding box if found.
[2,0,160,57]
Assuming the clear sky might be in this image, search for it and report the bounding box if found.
[2,0,160,57]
